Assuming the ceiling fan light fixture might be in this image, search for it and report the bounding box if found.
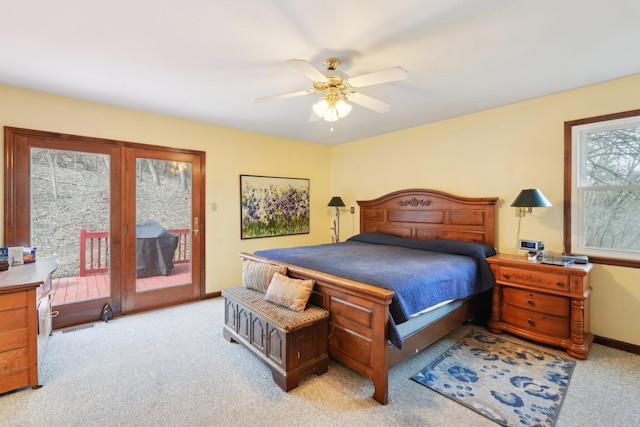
[312,97,330,117]
[258,58,407,129]
[335,99,352,117]
[324,109,339,122]
[313,95,352,122]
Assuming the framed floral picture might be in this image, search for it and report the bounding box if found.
[240,175,310,239]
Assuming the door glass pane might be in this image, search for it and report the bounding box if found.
[31,148,111,305]
[135,158,192,291]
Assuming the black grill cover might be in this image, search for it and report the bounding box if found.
[136,220,179,278]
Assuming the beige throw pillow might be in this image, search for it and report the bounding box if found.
[264,272,314,312]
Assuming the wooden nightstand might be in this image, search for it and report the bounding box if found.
[487,254,593,359]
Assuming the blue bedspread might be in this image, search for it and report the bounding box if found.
[254,232,496,348]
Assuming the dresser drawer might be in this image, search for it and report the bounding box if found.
[0,291,28,311]
[0,328,29,353]
[501,304,569,338]
[498,266,569,292]
[0,307,29,333]
[502,287,569,317]
[0,368,30,395]
[0,347,30,374]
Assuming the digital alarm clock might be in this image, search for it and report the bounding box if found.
[518,239,544,251]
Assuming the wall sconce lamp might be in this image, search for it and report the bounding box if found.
[511,188,552,217]
[327,196,346,243]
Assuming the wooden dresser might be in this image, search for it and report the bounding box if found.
[487,254,593,359]
[0,258,57,394]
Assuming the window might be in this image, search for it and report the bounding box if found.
[565,109,640,268]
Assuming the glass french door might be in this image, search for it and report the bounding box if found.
[29,141,122,328]
[4,128,204,328]
[123,148,202,312]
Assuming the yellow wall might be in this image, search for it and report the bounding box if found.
[0,84,332,294]
[2,73,640,347]
[331,73,640,346]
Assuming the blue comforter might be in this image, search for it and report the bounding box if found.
[254,232,496,348]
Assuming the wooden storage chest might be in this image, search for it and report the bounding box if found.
[222,286,329,391]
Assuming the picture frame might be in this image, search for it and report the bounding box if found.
[240,175,310,239]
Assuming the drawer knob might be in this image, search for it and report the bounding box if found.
[556,281,563,287]
[527,319,535,326]
[503,273,510,279]
[527,299,535,306]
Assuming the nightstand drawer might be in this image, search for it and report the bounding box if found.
[502,305,569,338]
[502,287,568,317]
[498,266,569,292]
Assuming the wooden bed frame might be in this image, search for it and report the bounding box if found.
[240,188,497,404]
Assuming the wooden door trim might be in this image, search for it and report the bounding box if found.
[3,126,206,327]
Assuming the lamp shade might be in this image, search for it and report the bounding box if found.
[334,99,352,118]
[312,97,330,117]
[511,189,552,208]
[327,196,345,207]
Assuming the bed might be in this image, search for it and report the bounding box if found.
[239,188,498,404]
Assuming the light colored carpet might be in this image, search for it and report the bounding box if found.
[1,297,638,427]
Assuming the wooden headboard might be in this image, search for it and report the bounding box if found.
[357,188,498,246]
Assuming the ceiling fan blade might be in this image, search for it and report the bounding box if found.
[347,66,407,88]
[286,59,329,83]
[347,92,391,113]
[255,89,317,103]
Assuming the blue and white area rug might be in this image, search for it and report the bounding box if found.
[412,330,576,427]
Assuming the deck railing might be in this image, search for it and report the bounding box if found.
[168,228,191,266]
[79,228,191,276]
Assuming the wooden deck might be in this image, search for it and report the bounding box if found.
[51,263,192,305]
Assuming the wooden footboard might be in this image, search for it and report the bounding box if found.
[239,252,395,404]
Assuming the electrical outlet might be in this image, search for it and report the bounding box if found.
[350,207,355,214]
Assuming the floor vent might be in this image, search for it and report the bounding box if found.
[61,324,95,334]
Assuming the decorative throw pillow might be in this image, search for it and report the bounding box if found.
[264,272,314,312]
[242,259,287,293]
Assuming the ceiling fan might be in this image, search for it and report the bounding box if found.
[256,58,408,125]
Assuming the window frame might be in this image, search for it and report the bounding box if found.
[564,108,640,269]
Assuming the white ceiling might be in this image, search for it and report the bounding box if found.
[2,1,640,146]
